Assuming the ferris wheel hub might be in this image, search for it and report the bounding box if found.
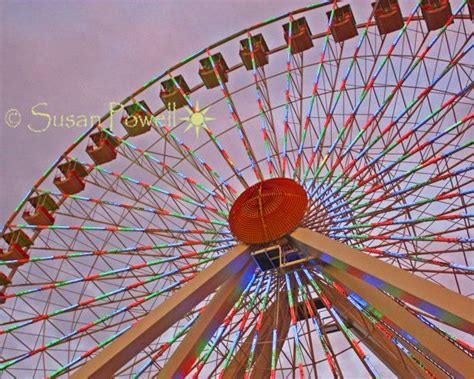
[228,178,308,245]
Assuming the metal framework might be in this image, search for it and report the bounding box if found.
[1,0,473,377]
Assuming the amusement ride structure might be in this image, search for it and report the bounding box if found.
[1,0,473,377]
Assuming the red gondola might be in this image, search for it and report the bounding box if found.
[3,229,33,248]
[199,53,229,89]
[1,229,33,268]
[283,17,313,54]
[22,193,57,226]
[160,75,190,110]
[54,161,88,195]
[120,101,152,137]
[421,0,453,31]
[328,5,358,43]
[372,0,404,35]
[0,272,10,286]
[0,243,29,268]
[86,128,119,163]
[239,34,269,70]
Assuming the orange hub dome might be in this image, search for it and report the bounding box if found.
[228,178,308,244]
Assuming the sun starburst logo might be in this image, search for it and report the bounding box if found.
[180,101,215,136]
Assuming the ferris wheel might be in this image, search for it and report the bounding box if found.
[1,0,473,377]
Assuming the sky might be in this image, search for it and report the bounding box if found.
[0,1,471,377]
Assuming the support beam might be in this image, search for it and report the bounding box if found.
[351,326,426,378]
[321,266,472,378]
[319,278,448,378]
[71,244,254,379]
[157,261,256,378]
[290,228,474,334]
[222,294,290,379]
[249,292,290,379]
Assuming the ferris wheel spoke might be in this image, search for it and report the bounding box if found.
[293,2,337,182]
[392,185,473,213]
[3,264,219,378]
[299,7,356,186]
[192,273,273,377]
[329,212,472,233]
[368,107,472,186]
[246,33,280,178]
[0,240,233,272]
[240,273,273,376]
[167,73,252,190]
[282,55,308,177]
[247,277,290,377]
[306,2,426,198]
[303,42,346,184]
[130,307,204,377]
[298,11,379,190]
[0,270,200,371]
[109,100,237,202]
[279,12,329,178]
[389,296,474,355]
[340,74,472,197]
[134,104,238,198]
[321,268,473,376]
[6,223,229,237]
[328,231,470,244]
[52,179,228,244]
[312,6,468,202]
[323,87,470,217]
[262,71,285,171]
[48,321,133,377]
[323,162,472,225]
[316,118,469,226]
[0,248,228,303]
[215,274,265,377]
[281,14,295,177]
[330,180,472,226]
[155,123,238,200]
[324,141,473,226]
[210,275,279,378]
[305,160,470,233]
[0,257,216,342]
[284,273,305,377]
[47,277,208,377]
[328,52,471,206]
[110,133,232,207]
[3,243,229,321]
[69,159,229,220]
[292,271,340,376]
[44,191,228,228]
[19,238,230,308]
[328,208,473,249]
[206,49,264,183]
